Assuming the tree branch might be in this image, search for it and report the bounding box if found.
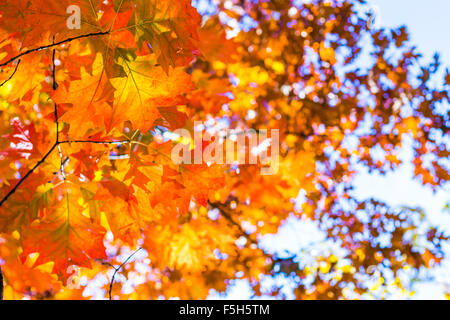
[0,143,58,207]
[208,201,257,245]
[0,139,131,207]
[59,140,131,145]
[0,31,109,68]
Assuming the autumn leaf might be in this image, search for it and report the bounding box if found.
[21,183,106,279]
[109,55,195,132]
[52,53,114,137]
[130,0,201,73]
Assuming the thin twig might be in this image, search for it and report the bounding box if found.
[95,259,115,269]
[0,59,21,87]
[0,139,131,207]
[108,248,143,300]
[51,42,66,181]
[0,265,3,300]
[58,145,67,180]
[0,29,129,208]
[53,48,59,144]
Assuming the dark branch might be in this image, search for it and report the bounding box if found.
[284,131,312,139]
[52,44,58,91]
[0,143,58,207]
[0,59,21,87]
[208,201,257,245]
[59,140,131,145]
[52,43,66,180]
[0,265,3,300]
[0,31,109,68]
[108,248,143,300]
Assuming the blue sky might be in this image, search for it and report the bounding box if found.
[354,0,450,299]
[372,0,450,64]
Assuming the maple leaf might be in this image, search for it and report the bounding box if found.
[93,177,160,245]
[0,181,54,234]
[197,17,238,63]
[109,55,195,132]
[144,219,234,272]
[129,0,201,73]
[52,54,114,137]
[21,183,106,278]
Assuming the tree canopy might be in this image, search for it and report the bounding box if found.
[0,0,448,300]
